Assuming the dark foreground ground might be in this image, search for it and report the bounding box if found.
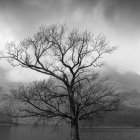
[0,125,140,140]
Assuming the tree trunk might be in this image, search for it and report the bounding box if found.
[71,119,80,140]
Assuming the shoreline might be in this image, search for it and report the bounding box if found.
[0,123,140,129]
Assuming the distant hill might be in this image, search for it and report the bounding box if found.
[81,105,140,127]
[104,67,140,92]
[101,66,140,108]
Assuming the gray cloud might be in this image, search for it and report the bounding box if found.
[0,0,102,40]
[1,0,140,40]
[103,0,140,27]
[1,0,140,80]
[0,0,24,8]
[71,0,140,27]
[0,0,69,39]
[70,0,100,10]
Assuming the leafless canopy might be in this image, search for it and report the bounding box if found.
[11,75,120,123]
[2,23,115,82]
[1,23,120,140]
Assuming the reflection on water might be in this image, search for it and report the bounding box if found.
[0,125,11,140]
[0,125,70,140]
[1,125,140,140]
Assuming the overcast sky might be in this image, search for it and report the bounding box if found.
[0,0,140,82]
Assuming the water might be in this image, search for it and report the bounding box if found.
[0,125,140,140]
[0,125,70,140]
[80,128,140,140]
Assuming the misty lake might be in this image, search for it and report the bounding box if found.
[1,125,140,140]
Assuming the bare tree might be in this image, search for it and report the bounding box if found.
[1,23,121,140]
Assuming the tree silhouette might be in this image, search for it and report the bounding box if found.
[1,23,121,140]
